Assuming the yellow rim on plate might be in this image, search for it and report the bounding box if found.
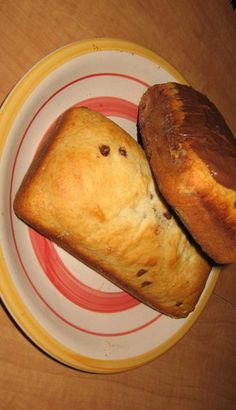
[0,38,220,373]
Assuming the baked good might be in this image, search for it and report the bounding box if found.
[138,82,236,264]
[14,107,211,318]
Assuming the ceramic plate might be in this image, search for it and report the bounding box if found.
[0,38,219,373]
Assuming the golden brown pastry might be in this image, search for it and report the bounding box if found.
[138,82,236,264]
[14,107,211,318]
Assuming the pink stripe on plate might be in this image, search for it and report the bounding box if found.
[30,228,140,313]
[75,96,138,120]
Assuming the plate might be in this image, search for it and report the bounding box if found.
[0,38,220,373]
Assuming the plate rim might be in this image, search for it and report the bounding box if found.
[0,38,220,373]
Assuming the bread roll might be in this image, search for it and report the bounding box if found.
[138,82,236,264]
[14,107,211,318]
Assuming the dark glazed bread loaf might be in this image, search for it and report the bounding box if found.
[14,107,211,318]
[138,82,236,263]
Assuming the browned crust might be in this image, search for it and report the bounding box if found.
[138,83,236,263]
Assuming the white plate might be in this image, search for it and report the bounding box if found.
[0,38,219,373]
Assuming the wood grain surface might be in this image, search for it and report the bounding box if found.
[0,1,236,409]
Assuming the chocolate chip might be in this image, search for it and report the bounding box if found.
[176,301,183,307]
[119,147,127,157]
[141,280,152,287]
[149,193,153,200]
[163,211,172,220]
[99,144,110,156]
[136,269,147,277]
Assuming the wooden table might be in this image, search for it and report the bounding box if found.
[0,1,235,409]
